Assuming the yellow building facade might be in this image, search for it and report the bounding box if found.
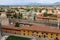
[20,30,60,40]
[2,25,60,40]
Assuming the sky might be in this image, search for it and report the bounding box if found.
[0,0,60,5]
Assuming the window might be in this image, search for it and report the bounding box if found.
[51,33,53,35]
[56,33,58,36]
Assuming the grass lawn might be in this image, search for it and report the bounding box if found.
[6,35,31,40]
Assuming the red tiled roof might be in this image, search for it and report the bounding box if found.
[37,17,57,20]
[57,14,60,18]
[2,24,60,33]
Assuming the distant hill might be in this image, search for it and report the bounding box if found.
[53,2,60,5]
[0,2,60,6]
[25,2,60,6]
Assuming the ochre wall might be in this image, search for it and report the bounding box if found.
[2,29,60,40]
[20,30,58,39]
[38,32,42,37]
[58,34,60,40]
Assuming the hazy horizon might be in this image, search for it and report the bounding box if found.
[0,0,60,5]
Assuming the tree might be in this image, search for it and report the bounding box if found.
[0,13,1,15]
[52,9,54,13]
[39,9,42,13]
[43,13,57,17]
[13,13,17,19]
[15,22,20,27]
[34,13,36,21]
[46,9,48,12]
[18,13,23,19]
[26,9,31,12]
[15,8,19,11]
[0,8,5,12]
[34,8,38,12]
[6,13,12,18]
[43,12,47,17]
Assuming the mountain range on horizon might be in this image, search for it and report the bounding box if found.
[25,2,60,6]
[0,2,60,6]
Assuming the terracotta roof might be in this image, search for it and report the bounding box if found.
[37,17,57,20]
[57,14,60,18]
[2,24,60,33]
